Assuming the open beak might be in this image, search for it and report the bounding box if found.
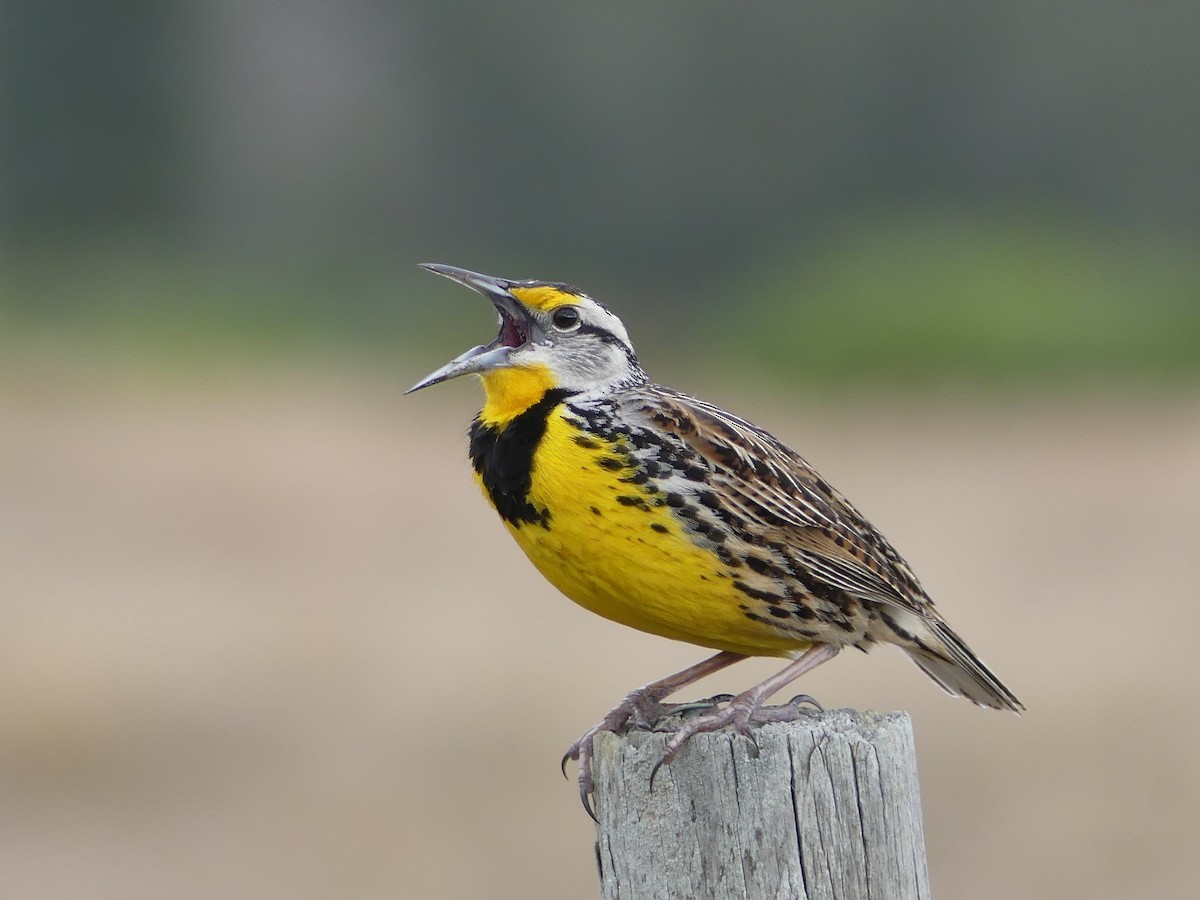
[405,264,533,394]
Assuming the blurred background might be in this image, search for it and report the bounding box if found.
[1,2,1198,898]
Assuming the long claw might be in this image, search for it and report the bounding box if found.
[787,693,822,711]
[737,724,761,758]
[649,755,667,791]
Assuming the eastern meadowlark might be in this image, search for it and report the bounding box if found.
[407,263,1023,814]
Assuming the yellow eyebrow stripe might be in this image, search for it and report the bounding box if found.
[509,284,580,312]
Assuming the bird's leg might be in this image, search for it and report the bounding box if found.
[563,650,746,819]
[650,643,839,785]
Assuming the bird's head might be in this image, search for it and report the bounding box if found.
[406,264,646,422]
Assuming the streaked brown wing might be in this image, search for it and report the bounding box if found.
[624,384,939,621]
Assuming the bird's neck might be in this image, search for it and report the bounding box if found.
[469,382,575,528]
[478,364,560,428]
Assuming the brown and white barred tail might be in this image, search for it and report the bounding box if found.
[906,620,1024,712]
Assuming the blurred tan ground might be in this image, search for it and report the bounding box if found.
[2,364,1198,899]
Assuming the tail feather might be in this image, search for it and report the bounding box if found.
[908,621,1024,713]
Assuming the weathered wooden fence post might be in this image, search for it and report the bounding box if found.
[592,709,930,900]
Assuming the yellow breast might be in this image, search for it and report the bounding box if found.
[480,406,804,657]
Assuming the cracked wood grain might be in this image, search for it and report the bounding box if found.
[592,710,930,900]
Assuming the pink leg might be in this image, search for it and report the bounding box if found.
[652,643,839,783]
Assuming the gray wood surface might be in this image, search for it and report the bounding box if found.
[592,709,930,900]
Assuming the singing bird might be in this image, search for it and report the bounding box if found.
[407,264,1022,813]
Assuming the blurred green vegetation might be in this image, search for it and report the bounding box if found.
[4,209,1197,391]
[720,212,1200,388]
[1,245,410,370]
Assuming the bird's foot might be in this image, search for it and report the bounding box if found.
[649,691,822,787]
[559,650,752,819]
[561,685,685,820]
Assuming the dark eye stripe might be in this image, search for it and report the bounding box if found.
[573,323,641,371]
[575,322,624,345]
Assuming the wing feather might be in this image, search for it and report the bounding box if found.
[621,385,937,620]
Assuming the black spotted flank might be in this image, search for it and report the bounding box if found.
[615,495,650,511]
[469,388,575,527]
[626,428,668,452]
[716,546,743,568]
[732,579,783,602]
[745,555,784,577]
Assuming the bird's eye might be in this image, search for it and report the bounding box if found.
[551,306,582,332]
